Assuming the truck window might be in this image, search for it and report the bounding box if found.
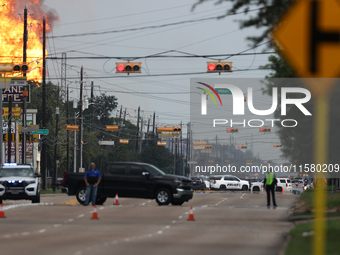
[107,165,126,175]
[129,165,145,176]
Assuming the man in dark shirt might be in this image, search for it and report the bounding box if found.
[84,162,101,206]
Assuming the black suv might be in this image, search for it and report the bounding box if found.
[63,162,193,206]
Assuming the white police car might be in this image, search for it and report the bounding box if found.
[210,175,249,191]
[0,163,41,204]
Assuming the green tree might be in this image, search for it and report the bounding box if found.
[193,0,340,166]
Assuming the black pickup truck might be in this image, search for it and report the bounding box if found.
[62,162,193,206]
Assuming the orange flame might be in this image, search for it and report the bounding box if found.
[0,0,58,82]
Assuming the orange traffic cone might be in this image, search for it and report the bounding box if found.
[282,187,284,194]
[0,203,6,218]
[91,205,98,219]
[187,206,195,221]
[114,193,120,206]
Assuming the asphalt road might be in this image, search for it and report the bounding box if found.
[0,191,298,255]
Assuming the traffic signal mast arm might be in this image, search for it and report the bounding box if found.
[157,127,181,132]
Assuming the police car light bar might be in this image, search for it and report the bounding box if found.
[3,163,18,166]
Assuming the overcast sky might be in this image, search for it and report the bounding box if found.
[40,0,283,162]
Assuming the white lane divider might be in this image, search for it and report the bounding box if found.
[215,197,227,206]
[75,207,193,255]
[2,203,54,211]
[240,193,246,199]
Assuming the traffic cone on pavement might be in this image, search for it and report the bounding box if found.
[91,205,99,219]
[282,187,284,194]
[187,206,195,221]
[114,193,120,205]
[0,203,5,218]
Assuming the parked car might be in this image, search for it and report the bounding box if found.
[199,175,210,189]
[62,162,193,206]
[209,175,249,191]
[276,178,292,192]
[0,163,41,204]
[250,180,263,191]
[248,179,263,192]
[190,177,206,190]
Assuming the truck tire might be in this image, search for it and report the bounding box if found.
[32,195,40,204]
[76,187,87,204]
[96,197,107,205]
[155,188,172,206]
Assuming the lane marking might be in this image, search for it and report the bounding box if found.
[38,229,46,233]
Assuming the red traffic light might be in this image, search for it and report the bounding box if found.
[260,127,271,132]
[116,62,141,74]
[117,64,125,72]
[208,63,215,71]
[207,61,232,73]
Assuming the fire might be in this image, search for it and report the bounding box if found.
[0,0,58,82]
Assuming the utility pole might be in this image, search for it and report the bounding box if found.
[22,6,28,164]
[134,106,140,153]
[66,84,69,172]
[180,121,183,175]
[53,86,59,191]
[98,101,105,171]
[41,16,47,189]
[90,81,94,132]
[117,105,122,138]
[77,66,83,173]
[139,118,143,154]
[73,112,77,172]
[146,117,150,146]
[152,112,155,134]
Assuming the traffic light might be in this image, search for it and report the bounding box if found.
[207,61,232,73]
[106,125,119,132]
[227,128,239,133]
[65,125,79,131]
[116,62,141,74]
[259,127,271,133]
[12,63,29,73]
[157,127,182,133]
[205,145,213,149]
[238,145,248,149]
[274,143,282,147]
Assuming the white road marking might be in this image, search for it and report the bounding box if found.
[38,229,46,233]
[78,214,84,218]
[68,219,74,222]
[54,224,61,228]
[21,232,30,236]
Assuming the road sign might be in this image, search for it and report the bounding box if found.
[215,88,232,94]
[273,2,340,253]
[31,129,49,135]
[98,141,115,145]
[274,0,340,78]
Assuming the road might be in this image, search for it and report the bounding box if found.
[0,191,298,255]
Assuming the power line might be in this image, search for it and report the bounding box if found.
[48,7,265,39]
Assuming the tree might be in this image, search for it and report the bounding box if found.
[192,0,295,46]
[192,0,340,166]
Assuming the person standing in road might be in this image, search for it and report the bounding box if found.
[84,162,101,206]
[263,169,278,209]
